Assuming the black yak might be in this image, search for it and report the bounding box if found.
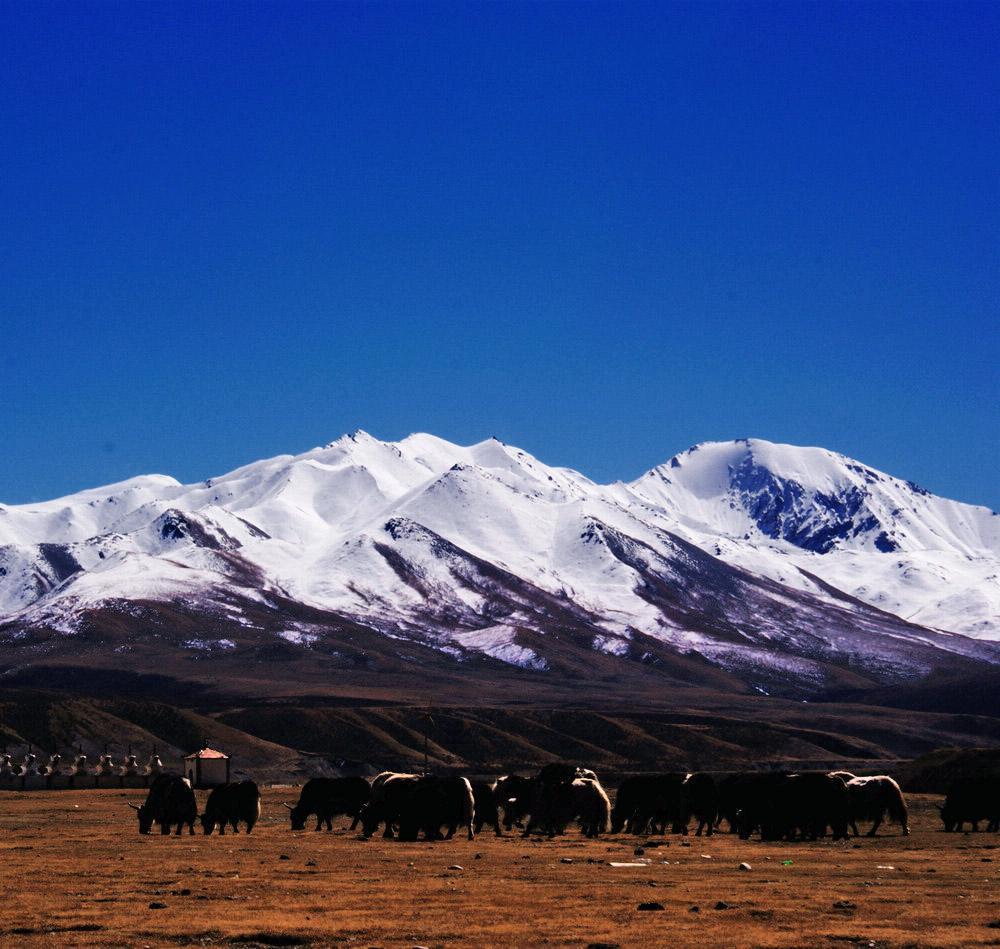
[395,775,476,842]
[201,781,262,835]
[129,774,196,836]
[940,777,1000,832]
[285,776,371,832]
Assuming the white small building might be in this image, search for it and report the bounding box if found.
[183,748,231,788]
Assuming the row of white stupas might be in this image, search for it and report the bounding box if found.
[0,751,165,780]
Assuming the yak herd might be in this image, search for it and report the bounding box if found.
[129,765,1000,843]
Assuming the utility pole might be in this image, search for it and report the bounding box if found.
[421,709,434,775]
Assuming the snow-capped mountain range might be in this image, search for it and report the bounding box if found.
[1,432,998,695]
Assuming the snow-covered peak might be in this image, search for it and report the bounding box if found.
[631,438,999,557]
[639,438,893,502]
[670,439,871,494]
[0,473,184,547]
[6,472,183,513]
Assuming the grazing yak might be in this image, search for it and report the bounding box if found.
[360,772,422,839]
[940,777,1000,832]
[733,772,848,841]
[519,764,578,837]
[201,780,262,835]
[471,780,504,836]
[719,772,789,836]
[129,774,197,836]
[567,778,612,838]
[522,766,611,838]
[612,773,718,836]
[768,773,850,841]
[396,775,476,841]
[844,776,909,837]
[494,774,535,830]
[523,778,610,838]
[285,776,371,832]
[681,772,719,836]
[611,774,686,835]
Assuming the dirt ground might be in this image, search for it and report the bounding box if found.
[0,788,997,948]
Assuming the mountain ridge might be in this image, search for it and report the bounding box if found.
[1,432,998,704]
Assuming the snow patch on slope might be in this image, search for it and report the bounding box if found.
[451,625,548,671]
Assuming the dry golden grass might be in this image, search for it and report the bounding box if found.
[0,788,997,947]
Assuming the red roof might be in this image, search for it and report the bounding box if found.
[184,748,228,760]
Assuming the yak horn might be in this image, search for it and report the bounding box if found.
[127,802,140,811]
[282,802,293,810]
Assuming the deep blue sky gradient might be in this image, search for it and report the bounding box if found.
[2,2,998,506]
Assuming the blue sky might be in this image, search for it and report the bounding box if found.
[2,2,997,507]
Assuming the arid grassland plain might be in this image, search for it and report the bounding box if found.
[0,788,997,948]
